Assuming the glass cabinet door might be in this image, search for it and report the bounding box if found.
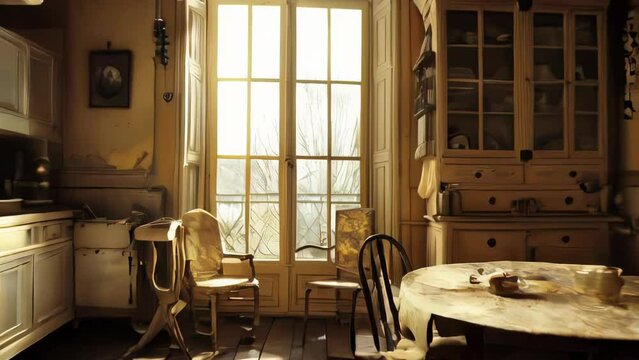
[532,13,566,153]
[446,10,515,154]
[572,14,600,153]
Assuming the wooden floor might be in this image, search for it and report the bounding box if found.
[13,315,637,360]
[14,315,378,360]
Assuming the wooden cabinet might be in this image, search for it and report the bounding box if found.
[0,27,60,142]
[427,219,611,266]
[432,3,606,162]
[0,255,33,349]
[453,230,526,263]
[415,0,615,265]
[33,242,72,327]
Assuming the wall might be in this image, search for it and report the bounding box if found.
[63,0,180,215]
[398,0,428,270]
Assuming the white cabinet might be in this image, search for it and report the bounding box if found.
[0,212,74,359]
[0,255,33,349]
[33,242,72,327]
[0,28,28,135]
[0,26,60,142]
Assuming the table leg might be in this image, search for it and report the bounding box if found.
[465,325,485,360]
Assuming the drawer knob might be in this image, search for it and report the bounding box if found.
[487,238,497,247]
[488,196,497,205]
[565,196,574,205]
[569,171,578,178]
[561,235,571,243]
[474,171,483,179]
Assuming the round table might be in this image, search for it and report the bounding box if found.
[398,261,639,353]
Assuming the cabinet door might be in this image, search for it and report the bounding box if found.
[28,47,55,125]
[33,243,72,327]
[570,13,603,158]
[453,230,526,263]
[529,12,568,158]
[0,29,26,116]
[444,9,517,158]
[528,228,608,264]
[0,255,33,348]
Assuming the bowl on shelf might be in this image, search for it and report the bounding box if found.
[448,67,476,79]
[534,64,558,81]
[0,198,23,216]
[534,27,563,46]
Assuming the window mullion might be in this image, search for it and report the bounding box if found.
[326,7,333,256]
[245,2,253,254]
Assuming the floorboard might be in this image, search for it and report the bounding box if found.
[302,319,328,360]
[288,318,305,360]
[260,318,296,360]
[233,317,273,360]
[326,318,354,359]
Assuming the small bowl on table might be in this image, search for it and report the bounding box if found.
[573,266,624,303]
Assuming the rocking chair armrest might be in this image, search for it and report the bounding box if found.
[223,252,256,282]
[295,244,336,253]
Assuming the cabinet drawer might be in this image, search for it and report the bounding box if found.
[532,247,603,265]
[441,165,523,185]
[525,165,605,185]
[453,230,526,263]
[533,191,600,213]
[458,190,518,213]
[527,229,604,248]
[43,223,62,241]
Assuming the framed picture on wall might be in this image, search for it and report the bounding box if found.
[89,50,131,108]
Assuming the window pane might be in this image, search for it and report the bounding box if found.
[250,160,280,260]
[332,160,360,195]
[331,84,360,157]
[331,9,361,81]
[296,7,328,80]
[217,159,246,253]
[252,6,280,79]
[218,5,248,78]
[296,83,328,156]
[218,81,247,155]
[296,160,328,260]
[251,82,280,156]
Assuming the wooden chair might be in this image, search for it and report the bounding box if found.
[358,234,467,359]
[297,207,374,355]
[181,209,260,354]
[123,218,191,359]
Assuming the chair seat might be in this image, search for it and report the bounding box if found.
[308,279,360,289]
[195,276,259,293]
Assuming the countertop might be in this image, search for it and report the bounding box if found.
[0,206,74,228]
[425,214,624,223]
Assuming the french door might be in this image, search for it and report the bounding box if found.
[209,0,369,312]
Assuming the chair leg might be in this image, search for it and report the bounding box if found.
[209,294,218,353]
[167,312,192,360]
[302,287,312,345]
[122,305,167,358]
[350,288,361,356]
[253,285,260,327]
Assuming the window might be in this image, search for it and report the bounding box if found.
[213,1,367,262]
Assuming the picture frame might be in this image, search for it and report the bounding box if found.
[89,50,131,108]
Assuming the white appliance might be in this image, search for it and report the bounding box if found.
[74,219,138,315]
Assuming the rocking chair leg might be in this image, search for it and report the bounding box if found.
[302,287,312,345]
[209,294,218,353]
